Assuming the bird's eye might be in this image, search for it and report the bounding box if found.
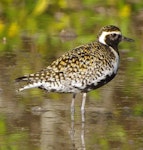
[112,33,117,37]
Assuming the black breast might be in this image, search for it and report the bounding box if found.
[81,73,116,93]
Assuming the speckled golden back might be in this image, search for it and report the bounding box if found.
[48,42,115,76]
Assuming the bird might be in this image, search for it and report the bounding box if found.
[15,25,134,122]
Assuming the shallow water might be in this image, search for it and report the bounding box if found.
[1,1,143,150]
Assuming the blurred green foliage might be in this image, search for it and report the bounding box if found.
[0,0,142,49]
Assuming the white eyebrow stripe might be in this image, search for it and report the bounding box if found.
[99,31,121,45]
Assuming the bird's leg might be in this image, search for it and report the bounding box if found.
[81,93,87,122]
[81,122,85,149]
[71,93,76,121]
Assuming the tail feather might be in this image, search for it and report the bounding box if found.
[15,76,29,82]
[17,82,42,91]
[15,75,43,92]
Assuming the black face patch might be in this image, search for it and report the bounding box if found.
[105,34,122,48]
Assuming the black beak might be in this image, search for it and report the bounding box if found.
[122,36,134,42]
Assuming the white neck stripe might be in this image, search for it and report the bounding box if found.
[99,31,121,45]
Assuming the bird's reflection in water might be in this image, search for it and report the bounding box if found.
[81,123,86,150]
[31,98,114,150]
[70,121,86,150]
[69,109,114,150]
